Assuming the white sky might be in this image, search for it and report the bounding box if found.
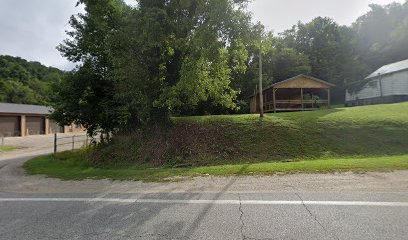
[248,0,405,33]
[0,0,404,70]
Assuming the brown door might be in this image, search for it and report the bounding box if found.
[26,116,45,135]
[49,120,64,133]
[0,116,20,137]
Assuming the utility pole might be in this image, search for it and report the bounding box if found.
[258,35,264,118]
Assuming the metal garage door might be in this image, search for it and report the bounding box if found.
[26,116,45,135]
[49,121,64,133]
[0,116,20,137]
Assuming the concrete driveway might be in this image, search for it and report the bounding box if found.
[0,143,407,239]
[0,133,88,159]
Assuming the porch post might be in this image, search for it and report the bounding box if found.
[327,88,331,109]
[301,88,304,110]
[273,88,277,113]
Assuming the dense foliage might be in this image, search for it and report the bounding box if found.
[240,1,408,101]
[51,0,408,136]
[0,55,64,105]
[52,0,254,135]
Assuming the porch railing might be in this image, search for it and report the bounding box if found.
[263,100,329,112]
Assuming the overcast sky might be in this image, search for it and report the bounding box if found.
[0,0,404,70]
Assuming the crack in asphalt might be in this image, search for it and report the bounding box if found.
[238,195,274,240]
[238,194,247,240]
[295,193,340,240]
[238,193,248,240]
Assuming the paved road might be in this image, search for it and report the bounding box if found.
[0,191,407,240]
[0,151,407,239]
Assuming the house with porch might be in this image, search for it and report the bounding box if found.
[249,75,335,113]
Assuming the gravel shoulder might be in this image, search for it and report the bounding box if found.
[1,153,407,194]
[1,134,407,194]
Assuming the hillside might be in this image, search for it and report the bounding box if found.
[24,102,408,181]
[92,102,408,167]
[0,55,65,105]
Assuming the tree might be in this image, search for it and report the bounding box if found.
[235,32,311,99]
[52,0,254,135]
[0,55,64,105]
[353,1,408,70]
[0,79,38,104]
[52,0,127,135]
[280,17,366,101]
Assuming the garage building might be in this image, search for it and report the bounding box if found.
[0,103,80,137]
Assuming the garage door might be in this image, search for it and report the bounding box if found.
[0,116,20,137]
[26,117,45,135]
[49,121,64,133]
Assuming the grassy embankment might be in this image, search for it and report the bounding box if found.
[25,102,408,181]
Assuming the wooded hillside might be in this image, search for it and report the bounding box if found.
[0,55,65,105]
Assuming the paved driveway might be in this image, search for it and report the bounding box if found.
[0,133,88,159]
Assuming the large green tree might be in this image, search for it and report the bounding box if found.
[52,0,254,135]
[279,17,367,101]
[52,0,127,135]
[235,31,311,101]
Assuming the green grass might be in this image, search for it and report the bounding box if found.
[24,102,408,181]
[0,145,15,152]
[175,102,408,161]
[24,152,408,181]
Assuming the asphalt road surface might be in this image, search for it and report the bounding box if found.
[0,149,407,239]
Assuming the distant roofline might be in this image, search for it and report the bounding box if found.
[0,102,52,115]
[247,74,335,98]
[265,74,335,90]
[365,68,408,80]
[365,59,408,80]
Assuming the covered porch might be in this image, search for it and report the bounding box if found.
[250,75,335,113]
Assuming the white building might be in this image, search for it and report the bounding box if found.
[346,59,408,106]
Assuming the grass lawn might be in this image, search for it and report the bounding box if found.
[24,152,408,182]
[24,102,408,181]
[0,145,15,152]
[174,102,408,161]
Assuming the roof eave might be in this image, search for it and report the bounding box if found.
[270,74,336,88]
[365,67,408,80]
[0,112,50,115]
[246,74,335,99]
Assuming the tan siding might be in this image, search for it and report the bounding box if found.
[275,77,330,89]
